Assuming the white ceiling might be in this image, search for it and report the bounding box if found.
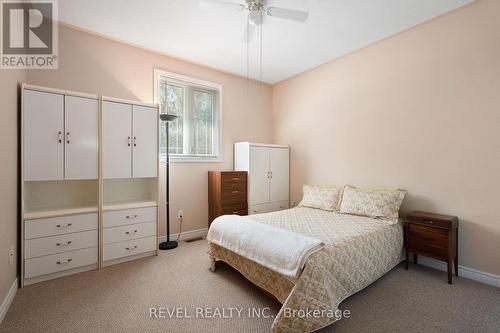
[59,0,472,84]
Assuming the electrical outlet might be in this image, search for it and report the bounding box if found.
[8,247,15,265]
[177,210,184,219]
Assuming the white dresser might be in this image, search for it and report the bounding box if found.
[234,142,289,214]
[21,84,159,286]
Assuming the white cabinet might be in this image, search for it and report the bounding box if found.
[21,84,159,287]
[65,96,98,180]
[249,146,271,205]
[24,90,64,181]
[235,142,289,214]
[23,89,98,181]
[103,101,132,179]
[132,105,158,178]
[103,101,158,179]
[269,147,289,202]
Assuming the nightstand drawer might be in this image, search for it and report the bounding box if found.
[406,216,452,229]
[407,223,449,260]
[408,224,448,248]
[407,240,448,260]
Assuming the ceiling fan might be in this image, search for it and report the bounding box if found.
[200,0,309,42]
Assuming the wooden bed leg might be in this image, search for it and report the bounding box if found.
[209,256,216,272]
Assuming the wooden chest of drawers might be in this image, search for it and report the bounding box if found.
[405,210,459,284]
[208,171,248,225]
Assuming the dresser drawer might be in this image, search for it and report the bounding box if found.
[25,213,98,239]
[221,172,247,187]
[25,230,98,259]
[103,236,156,261]
[220,203,248,216]
[249,201,289,215]
[103,222,156,244]
[103,207,156,228]
[25,247,98,279]
[221,188,247,206]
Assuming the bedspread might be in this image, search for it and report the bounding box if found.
[207,207,403,333]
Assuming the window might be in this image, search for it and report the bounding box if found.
[154,69,222,162]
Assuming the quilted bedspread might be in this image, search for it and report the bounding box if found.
[207,207,404,333]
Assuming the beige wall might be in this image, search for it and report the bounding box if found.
[272,0,500,276]
[26,25,273,236]
[0,69,26,303]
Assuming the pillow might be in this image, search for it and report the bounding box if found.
[298,185,343,211]
[339,185,405,219]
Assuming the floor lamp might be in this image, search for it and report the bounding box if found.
[159,113,178,250]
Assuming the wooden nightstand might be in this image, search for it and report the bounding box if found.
[405,211,459,284]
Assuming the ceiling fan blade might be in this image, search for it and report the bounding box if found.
[266,7,309,22]
[199,0,246,11]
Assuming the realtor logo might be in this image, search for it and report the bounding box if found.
[1,0,58,69]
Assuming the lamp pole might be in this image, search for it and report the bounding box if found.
[159,114,178,250]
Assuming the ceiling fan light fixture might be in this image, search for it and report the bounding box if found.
[248,10,262,26]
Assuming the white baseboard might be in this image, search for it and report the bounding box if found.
[417,257,500,288]
[0,278,18,323]
[158,228,208,243]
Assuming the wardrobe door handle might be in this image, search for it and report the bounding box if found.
[56,258,72,264]
[66,131,70,144]
[58,131,63,143]
[133,136,137,147]
[127,136,131,146]
[56,223,72,228]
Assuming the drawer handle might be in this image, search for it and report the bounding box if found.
[125,230,138,235]
[56,241,72,246]
[253,210,258,213]
[232,211,239,214]
[232,177,239,181]
[56,223,72,228]
[126,245,138,251]
[56,258,72,264]
[125,214,139,219]
[232,190,239,194]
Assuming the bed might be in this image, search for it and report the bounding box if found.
[207,206,404,333]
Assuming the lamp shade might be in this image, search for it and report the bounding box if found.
[160,114,178,122]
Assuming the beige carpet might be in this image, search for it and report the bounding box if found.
[1,239,499,333]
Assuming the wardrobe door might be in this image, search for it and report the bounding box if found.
[24,90,64,181]
[269,147,289,203]
[64,96,98,180]
[249,146,270,205]
[103,101,132,179]
[132,105,157,178]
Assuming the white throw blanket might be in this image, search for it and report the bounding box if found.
[207,215,324,280]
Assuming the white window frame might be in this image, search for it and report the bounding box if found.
[154,68,223,163]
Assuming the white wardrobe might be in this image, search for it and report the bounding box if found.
[234,142,289,214]
[21,84,159,287]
